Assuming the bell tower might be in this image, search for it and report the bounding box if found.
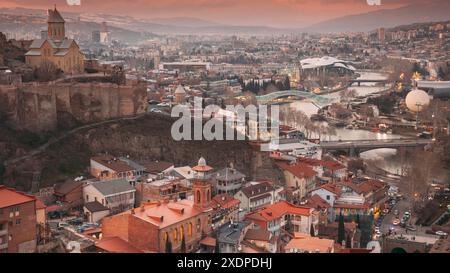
[47,6,66,41]
[192,157,213,211]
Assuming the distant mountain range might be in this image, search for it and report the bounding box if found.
[1,2,450,36]
[305,0,450,33]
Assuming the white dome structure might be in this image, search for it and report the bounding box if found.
[198,156,206,166]
[405,89,430,113]
[174,85,186,94]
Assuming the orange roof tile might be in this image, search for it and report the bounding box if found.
[285,233,334,253]
[276,161,317,179]
[96,237,144,253]
[199,236,216,247]
[0,186,36,208]
[246,200,312,222]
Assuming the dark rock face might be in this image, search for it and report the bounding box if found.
[2,115,281,191]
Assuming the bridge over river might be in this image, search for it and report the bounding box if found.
[256,90,332,107]
[320,138,433,156]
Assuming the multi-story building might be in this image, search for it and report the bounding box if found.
[99,157,214,253]
[0,186,37,253]
[212,167,246,195]
[234,181,276,214]
[245,200,318,236]
[83,178,136,215]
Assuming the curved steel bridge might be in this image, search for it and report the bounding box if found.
[256,90,333,107]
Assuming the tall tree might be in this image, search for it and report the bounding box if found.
[338,213,346,246]
[310,223,315,237]
[165,237,172,253]
[180,234,186,253]
[215,237,220,253]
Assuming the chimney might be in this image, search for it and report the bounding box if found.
[131,208,135,215]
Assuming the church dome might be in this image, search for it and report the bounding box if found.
[198,156,206,166]
[174,85,186,95]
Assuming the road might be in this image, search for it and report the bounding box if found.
[4,113,148,166]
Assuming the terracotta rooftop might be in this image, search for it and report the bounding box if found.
[142,161,174,174]
[128,199,203,229]
[0,186,36,208]
[246,200,312,222]
[284,233,334,253]
[240,181,274,198]
[91,155,135,173]
[199,236,216,247]
[313,183,342,196]
[244,229,272,242]
[96,237,144,253]
[304,194,331,209]
[212,194,240,210]
[276,161,317,179]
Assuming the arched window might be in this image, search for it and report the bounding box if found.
[179,226,184,241]
[206,189,210,202]
[187,222,192,237]
[173,229,178,243]
[196,218,201,232]
[196,190,201,203]
[164,232,169,242]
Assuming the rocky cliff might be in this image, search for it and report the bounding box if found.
[2,114,281,192]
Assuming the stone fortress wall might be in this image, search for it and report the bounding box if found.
[0,81,147,132]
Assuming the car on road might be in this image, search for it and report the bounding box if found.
[57,222,70,230]
[393,210,399,216]
[393,219,400,226]
[150,108,162,113]
[436,231,448,237]
[406,226,416,231]
[382,209,389,215]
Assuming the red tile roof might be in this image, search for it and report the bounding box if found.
[304,194,331,209]
[314,183,342,195]
[96,237,144,253]
[0,186,36,208]
[35,199,47,210]
[199,236,216,247]
[333,203,370,210]
[276,161,317,179]
[212,194,241,210]
[246,200,312,222]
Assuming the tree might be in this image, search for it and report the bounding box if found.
[338,213,346,245]
[310,223,315,237]
[34,60,61,82]
[180,234,186,253]
[165,237,172,253]
[345,233,352,248]
[215,236,220,253]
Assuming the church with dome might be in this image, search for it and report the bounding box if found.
[25,6,84,74]
[99,157,214,253]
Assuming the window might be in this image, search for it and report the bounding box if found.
[187,223,192,237]
[326,195,330,200]
[86,195,89,202]
[196,190,201,203]
[94,197,98,202]
[173,229,178,243]
[15,219,21,225]
[196,218,201,232]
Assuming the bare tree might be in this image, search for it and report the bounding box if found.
[34,60,61,82]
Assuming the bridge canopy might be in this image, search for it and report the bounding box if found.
[255,90,333,107]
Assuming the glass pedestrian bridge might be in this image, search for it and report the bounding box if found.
[255,90,333,108]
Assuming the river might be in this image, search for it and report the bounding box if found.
[287,70,410,173]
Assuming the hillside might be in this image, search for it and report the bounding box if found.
[305,0,450,33]
[0,114,279,192]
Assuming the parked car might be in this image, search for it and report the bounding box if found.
[406,226,416,231]
[57,222,70,230]
[393,210,399,216]
[436,231,448,237]
[382,209,389,215]
[150,108,162,113]
[393,219,400,226]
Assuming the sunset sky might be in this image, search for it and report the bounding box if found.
[0,0,434,27]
